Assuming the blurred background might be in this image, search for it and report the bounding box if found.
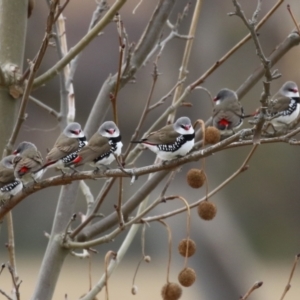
[1,0,300,299]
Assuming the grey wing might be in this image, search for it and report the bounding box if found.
[76,146,102,165]
[46,136,79,162]
[269,95,291,113]
[143,125,179,145]
[0,168,15,186]
[77,135,112,164]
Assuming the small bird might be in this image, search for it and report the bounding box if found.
[41,122,87,172]
[13,141,43,185]
[0,156,22,205]
[267,81,300,130]
[65,121,123,171]
[0,155,16,188]
[131,116,195,161]
[212,89,244,132]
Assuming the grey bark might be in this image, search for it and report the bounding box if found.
[0,0,28,153]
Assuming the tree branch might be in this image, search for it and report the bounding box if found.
[33,0,128,88]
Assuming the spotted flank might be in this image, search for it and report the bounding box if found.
[94,136,122,164]
[157,133,195,153]
[271,99,298,117]
[0,180,21,193]
[62,137,88,165]
[62,152,81,164]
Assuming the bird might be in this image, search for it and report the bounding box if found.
[65,121,123,171]
[212,88,244,132]
[40,122,87,172]
[131,116,195,161]
[267,81,300,130]
[13,141,44,185]
[0,155,16,188]
[0,156,22,205]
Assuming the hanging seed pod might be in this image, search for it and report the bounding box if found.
[186,169,206,189]
[144,255,151,263]
[197,201,217,220]
[178,239,196,258]
[178,267,196,287]
[161,282,182,300]
[205,126,221,144]
[131,285,138,295]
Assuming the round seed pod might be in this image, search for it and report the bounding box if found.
[178,239,196,257]
[161,282,182,300]
[144,255,151,263]
[186,169,206,189]
[205,126,221,144]
[178,267,196,287]
[131,285,138,295]
[197,201,217,220]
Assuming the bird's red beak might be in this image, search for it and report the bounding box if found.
[13,150,17,155]
[184,125,190,130]
[108,129,115,134]
[213,97,218,102]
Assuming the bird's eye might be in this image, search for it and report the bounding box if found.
[289,88,298,93]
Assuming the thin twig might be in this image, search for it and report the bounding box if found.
[7,263,22,300]
[287,5,300,35]
[69,178,117,239]
[142,144,258,223]
[190,0,284,90]
[143,3,192,65]
[115,177,124,227]
[240,281,263,300]
[123,60,160,159]
[0,289,13,300]
[29,96,60,119]
[148,78,186,111]
[279,253,300,300]
[6,212,18,284]
[64,195,165,249]
[33,0,128,88]
[158,220,172,283]
[167,0,203,124]
[104,251,117,300]
[111,13,125,126]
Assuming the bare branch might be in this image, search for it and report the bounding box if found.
[142,144,258,223]
[33,0,127,88]
[0,289,13,300]
[280,254,300,300]
[29,96,59,119]
[240,281,263,300]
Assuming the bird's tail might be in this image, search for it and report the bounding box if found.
[33,161,56,174]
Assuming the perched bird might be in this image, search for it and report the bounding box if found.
[131,116,195,161]
[267,81,300,130]
[65,121,122,171]
[212,89,244,132]
[13,142,43,185]
[0,156,22,205]
[41,122,87,172]
[0,155,16,188]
